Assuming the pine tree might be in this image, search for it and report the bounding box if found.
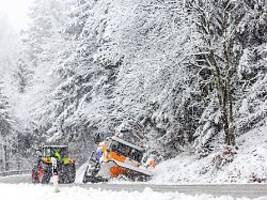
[0,82,14,171]
[13,0,267,164]
[235,1,267,134]
[14,58,32,94]
[189,0,252,147]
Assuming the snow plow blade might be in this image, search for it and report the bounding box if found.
[113,160,152,177]
[83,160,152,183]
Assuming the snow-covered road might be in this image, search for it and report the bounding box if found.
[0,175,267,199]
[0,183,265,200]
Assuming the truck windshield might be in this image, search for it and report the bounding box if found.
[110,141,143,162]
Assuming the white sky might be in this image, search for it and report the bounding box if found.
[0,0,33,30]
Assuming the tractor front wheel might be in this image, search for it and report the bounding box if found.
[32,168,39,183]
[32,162,52,184]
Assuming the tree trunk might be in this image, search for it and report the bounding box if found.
[0,142,4,171]
[222,9,236,146]
[3,143,9,171]
[225,86,235,146]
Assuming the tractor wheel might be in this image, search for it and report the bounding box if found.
[32,168,39,184]
[39,162,52,184]
[41,171,51,184]
[60,163,76,184]
[69,163,76,183]
[32,162,51,184]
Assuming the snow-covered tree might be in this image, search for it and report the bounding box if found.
[0,82,15,171]
[13,59,32,94]
[189,0,251,148]
[8,0,267,166]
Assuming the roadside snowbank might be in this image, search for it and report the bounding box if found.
[152,126,267,184]
[0,183,258,200]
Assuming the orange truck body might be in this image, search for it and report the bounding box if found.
[97,136,152,179]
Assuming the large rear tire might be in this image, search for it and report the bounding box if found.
[41,170,51,184]
[67,163,76,183]
[59,163,76,184]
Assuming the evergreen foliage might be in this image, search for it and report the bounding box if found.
[1,0,266,167]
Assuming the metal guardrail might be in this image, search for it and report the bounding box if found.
[0,169,31,177]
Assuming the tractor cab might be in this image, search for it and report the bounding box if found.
[43,145,68,158]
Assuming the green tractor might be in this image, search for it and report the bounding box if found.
[32,145,76,184]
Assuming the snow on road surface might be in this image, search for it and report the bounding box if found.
[0,183,264,200]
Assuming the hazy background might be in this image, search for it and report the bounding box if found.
[0,0,33,30]
[0,0,33,78]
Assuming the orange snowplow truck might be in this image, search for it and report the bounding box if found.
[82,136,154,183]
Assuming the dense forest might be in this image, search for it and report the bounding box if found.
[0,0,266,172]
